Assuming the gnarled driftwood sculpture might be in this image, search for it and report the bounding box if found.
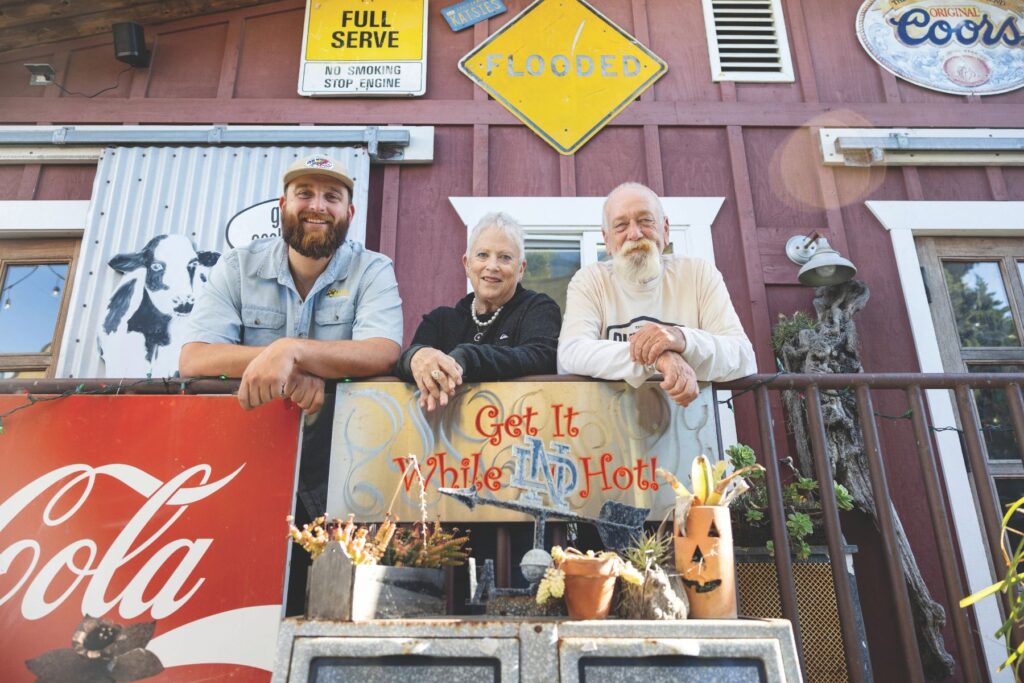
[777,280,954,681]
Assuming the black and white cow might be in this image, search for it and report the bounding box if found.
[98,234,220,378]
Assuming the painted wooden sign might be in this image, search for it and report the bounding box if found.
[0,395,300,683]
[442,0,507,31]
[326,380,720,523]
[857,0,1024,95]
[459,0,667,155]
[299,0,428,96]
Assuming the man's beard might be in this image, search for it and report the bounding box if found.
[612,238,662,284]
[282,209,349,259]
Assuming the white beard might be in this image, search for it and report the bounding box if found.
[612,239,663,285]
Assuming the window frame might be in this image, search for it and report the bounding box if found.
[0,200,87,378]
[869,199,1024,676]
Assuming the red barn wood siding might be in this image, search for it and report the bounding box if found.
[1,1,1018,677]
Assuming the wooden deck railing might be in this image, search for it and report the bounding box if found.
[3,372,1019,682]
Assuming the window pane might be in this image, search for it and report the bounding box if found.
[0,263,68,353]
[942,261,1019,347]
[523,247,581,313]
[968,364,1024,461]
[996,478,1024,540]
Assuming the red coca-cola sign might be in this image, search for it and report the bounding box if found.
[0,395,301,682]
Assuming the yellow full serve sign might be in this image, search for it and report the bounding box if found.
[459,0,667,154]
[299,0,428,97]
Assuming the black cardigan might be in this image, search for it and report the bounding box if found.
[395,285,561,382]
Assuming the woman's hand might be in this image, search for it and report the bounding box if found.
[410,347,464,411]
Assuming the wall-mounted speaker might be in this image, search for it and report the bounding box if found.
[112,22,150,68]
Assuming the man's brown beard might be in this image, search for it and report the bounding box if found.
[281,209,349,259]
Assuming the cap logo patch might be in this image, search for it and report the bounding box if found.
[306,157,334,170]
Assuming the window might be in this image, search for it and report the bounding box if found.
[871,199,1023,674]
[918,237,1024,511]
[701,0,795,83]
[0,239,79,378]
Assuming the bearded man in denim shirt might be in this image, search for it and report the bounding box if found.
[179,153,403,415]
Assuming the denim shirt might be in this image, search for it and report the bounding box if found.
[183,238,403,347]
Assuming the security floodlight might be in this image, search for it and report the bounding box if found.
[24,63,55,87]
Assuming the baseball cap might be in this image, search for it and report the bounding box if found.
[282,154,354,193]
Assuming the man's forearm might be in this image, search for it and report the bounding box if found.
[558,337,652,387]
[179,342,264,378]
[291,337,401,379]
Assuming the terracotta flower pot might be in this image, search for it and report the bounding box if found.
[560,555,618,620]
[674,504,737,618]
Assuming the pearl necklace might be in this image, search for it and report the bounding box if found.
[471,295,503,341]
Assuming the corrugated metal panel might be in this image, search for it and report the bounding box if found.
[56,145,370,379]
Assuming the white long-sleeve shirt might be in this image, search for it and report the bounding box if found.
[557,256,757,387]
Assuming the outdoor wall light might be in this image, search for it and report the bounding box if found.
[785,231,857,286]
[23,63,55,87]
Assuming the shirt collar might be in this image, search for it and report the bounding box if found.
[256,238,355,294]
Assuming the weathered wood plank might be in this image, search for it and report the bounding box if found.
[0,0,271,53]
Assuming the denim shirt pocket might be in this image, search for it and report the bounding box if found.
[241,305,286,346]
[314,298,355,340]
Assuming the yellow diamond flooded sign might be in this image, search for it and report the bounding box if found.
[459,0,667,155]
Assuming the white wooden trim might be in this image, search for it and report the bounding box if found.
[868,199,1018,681]
[448,195,739,456]
[0,125,435,164]
[821,129,1024,166]
[0,146,105,164]
[0,200,89,237]
[449,196,724,230]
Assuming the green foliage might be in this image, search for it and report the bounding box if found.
[771,311,816,354]
[728,443,856,561]
[960,495,1024,677]
[726,443,757,470]
[621,529,671,572]
[834,483,855,510]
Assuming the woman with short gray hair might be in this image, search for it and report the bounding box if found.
[395,212,561,410]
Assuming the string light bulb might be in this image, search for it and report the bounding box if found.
[3,297,10,310]
[52,285,60,297]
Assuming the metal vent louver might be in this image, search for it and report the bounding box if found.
[702,0,795,82]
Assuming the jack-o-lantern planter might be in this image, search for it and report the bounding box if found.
[660,453,763,619]
[675,503,736,618]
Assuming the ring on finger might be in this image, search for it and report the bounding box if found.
[430,369,442,381]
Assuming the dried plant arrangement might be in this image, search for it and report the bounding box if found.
[286,453,470,568]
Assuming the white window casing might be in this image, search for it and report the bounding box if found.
[0,200,89,238]
[701,0,795,83]
[869,199,1024,683]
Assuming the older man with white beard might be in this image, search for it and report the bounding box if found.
[557,182,755,406]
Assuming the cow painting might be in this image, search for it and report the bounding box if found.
[98,234,220,378]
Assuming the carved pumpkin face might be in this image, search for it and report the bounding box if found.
[674,503,737,618]
[677,516,724,592]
